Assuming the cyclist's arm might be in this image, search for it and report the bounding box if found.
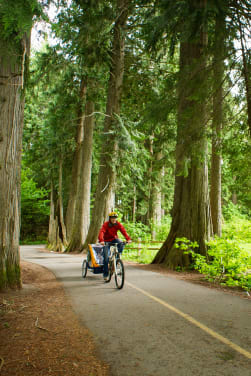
[118,223,131,242]
[98,222,108,243]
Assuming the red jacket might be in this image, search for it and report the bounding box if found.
[98,221,131,243]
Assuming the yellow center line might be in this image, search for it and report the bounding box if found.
[126,281,251,360]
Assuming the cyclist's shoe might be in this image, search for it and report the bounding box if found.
[103,276,108,281]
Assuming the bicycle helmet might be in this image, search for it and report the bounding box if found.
[109,211,118,218]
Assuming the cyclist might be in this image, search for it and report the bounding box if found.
[98,212,131,281]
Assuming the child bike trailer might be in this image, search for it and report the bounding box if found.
[82,244,104,277]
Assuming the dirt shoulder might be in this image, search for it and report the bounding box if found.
[0,261,109,376]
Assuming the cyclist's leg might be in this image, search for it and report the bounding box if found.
[113,238,124,255]
[103,244,110,277]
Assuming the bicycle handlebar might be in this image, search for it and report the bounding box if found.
[104,241,127,246]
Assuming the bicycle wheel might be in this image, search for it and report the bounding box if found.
[115,259,124,289]
[82,260,87,278]
[106,261,113,283]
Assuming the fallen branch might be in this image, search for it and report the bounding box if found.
[35,317,50,332]
[0,356,4,372]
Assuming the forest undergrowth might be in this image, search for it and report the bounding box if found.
[123,212,251,293]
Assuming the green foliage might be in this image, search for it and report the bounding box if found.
[0,0,43,53]
[122,217,171,263]
[174,237,199,252]
[223,216,251,243]
[221,103,251,212]
[123,216,171,243]
[151,216,172,241]
[223,202,251,221]
[124,221,151,242]
[178,236,251,292]
[21,166,50,242]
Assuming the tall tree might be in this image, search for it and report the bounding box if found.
[49,0,113,251]
[0,0,42,289]
[236,5,251,136]
[67,99,95,251]
[65,78,87,239]
[48,158,68,252]
[83,0,131,248]
[153,0,213,268]
[149,148,164,239]
[210,12,225,236]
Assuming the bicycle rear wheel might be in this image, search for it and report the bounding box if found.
[115,259,124,289]
[106,261,113,283]
[82,260,87,278]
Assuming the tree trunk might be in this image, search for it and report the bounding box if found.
[47,183,62,251]
[67,100,94,252]
[149,150,163,240]
[152,0,212,268]
[210,13,225,237]
[231,176,238,205]
[0,33,30,289]
[65,79,87,238]
[237,11,251,136]
[132,185,136,222]
[83,0,130,249]
[161,167,165,218]
[58,157,67,247]
[48,183,56,246]
[232,192,238,205]
[47,161,68,252]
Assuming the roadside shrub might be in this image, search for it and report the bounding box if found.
[177,237,251,292]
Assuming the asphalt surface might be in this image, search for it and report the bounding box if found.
[21,245,251,376]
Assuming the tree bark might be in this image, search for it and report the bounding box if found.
[83,0,130,248]
[0,33,30,289]
[67,100,94,252]
[210,13,225,237]
[58,157,67,247]
[47,161,68,252]
[132,185,136,223]
[149,149,163,240]
[152,0,212,268]
[237,11,251,136]
[65,79,87,238]
[48,183,56,246]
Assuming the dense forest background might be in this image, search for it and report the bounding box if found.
[0,0,250,289]
[22,0,250,239]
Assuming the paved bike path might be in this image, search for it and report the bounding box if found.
[21,246,251,376]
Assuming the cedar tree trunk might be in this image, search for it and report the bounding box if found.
[210,13,225,236]
[152,0,212,268]
[149,150,163,240]
[47,160,67,252]
[83,0,130,248]
[237,11,251,136]
[65,79,87,238]
[0,33,30,289]
[67,100,94,252]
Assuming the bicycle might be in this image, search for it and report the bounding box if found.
[105,242,126,289]
[81,241,126,290]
